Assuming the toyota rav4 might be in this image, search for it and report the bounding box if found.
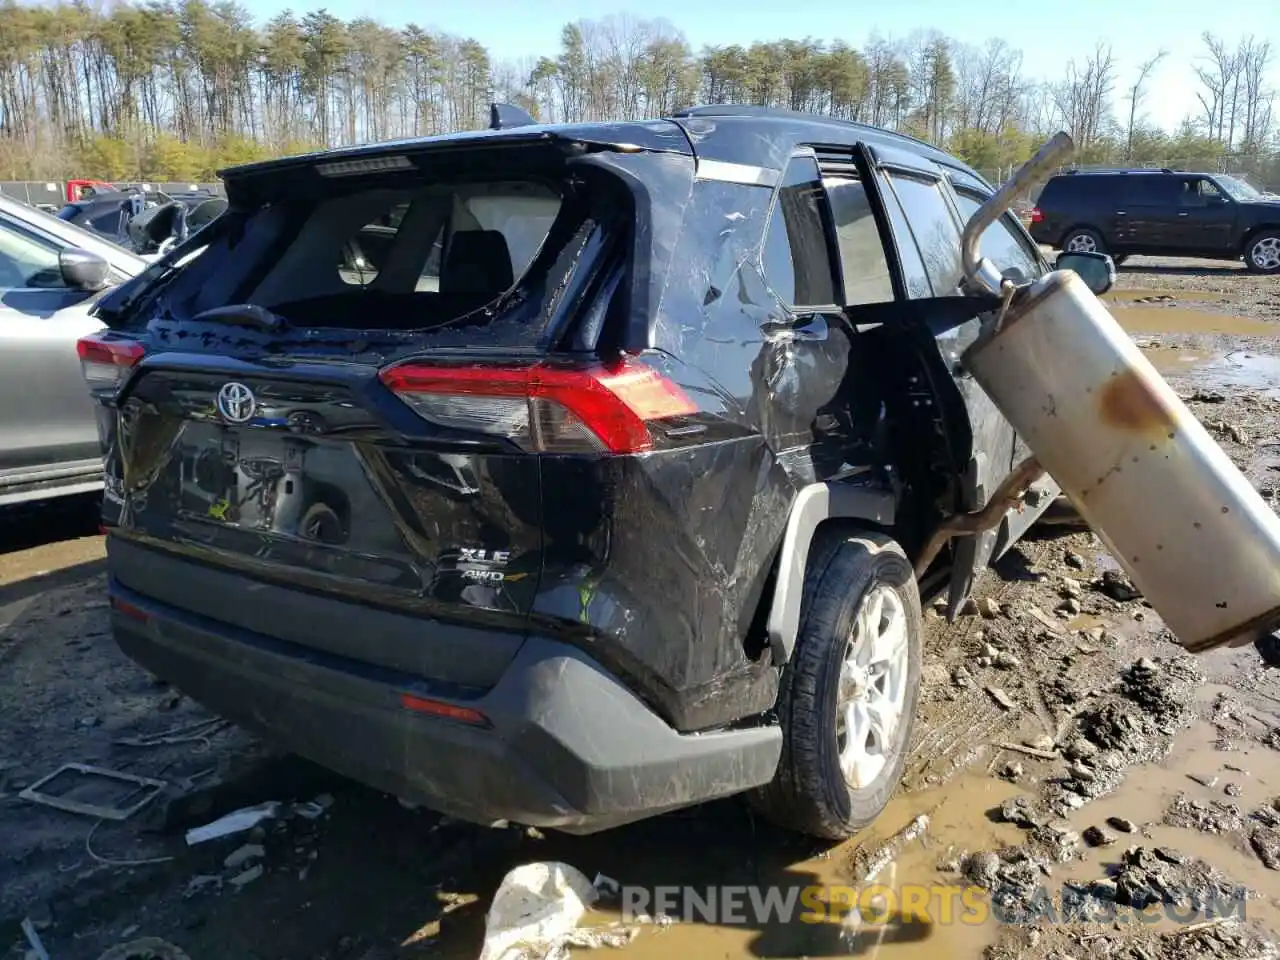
[80,105,1063,839]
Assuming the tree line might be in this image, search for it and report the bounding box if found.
[0,2,1276,186]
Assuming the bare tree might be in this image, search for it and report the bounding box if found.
[1195,33,1239,144]
[1125,50,1167,160]
[1052,42,1116,153]
[0,6,1276,184]
[1238,37,1274,150]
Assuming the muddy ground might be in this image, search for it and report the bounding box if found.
[3,256,1280,960]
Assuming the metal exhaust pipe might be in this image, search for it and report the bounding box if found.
[961,131,1075,295]
[959,131,1280,654]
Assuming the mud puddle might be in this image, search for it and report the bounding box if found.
[1139,347,1280,397]
[576,715,1280,958]
[572,777,1027,960]
[1112,305,1280,338]
[1051,715,1280,931]
[1107,301,1280,396]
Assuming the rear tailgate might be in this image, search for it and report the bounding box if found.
[92,136,664,690]
[108,356,543,689]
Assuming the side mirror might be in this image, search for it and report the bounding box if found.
[59,248,111,292]
[1207,195,1227,206]
[1055,251,1115,295]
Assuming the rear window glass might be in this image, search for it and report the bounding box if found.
[336,185,559,294]
[1124,175,1178,204]
[1039,176,1114,206]
[165,176,576,339]
[254,181,561,305]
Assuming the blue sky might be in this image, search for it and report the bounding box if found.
[248,0,1278,133]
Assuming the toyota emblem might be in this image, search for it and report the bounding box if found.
[216,382,257,424]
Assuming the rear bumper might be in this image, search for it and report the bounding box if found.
[108,578,781,833]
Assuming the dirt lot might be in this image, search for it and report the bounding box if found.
[4,257,1280,960]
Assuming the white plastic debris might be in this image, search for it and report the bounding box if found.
[562,926,640,949]
[184,801,281,845]
[478,862,600,960]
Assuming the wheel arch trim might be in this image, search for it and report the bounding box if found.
[765,481,897,665]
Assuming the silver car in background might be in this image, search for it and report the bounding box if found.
[0,194,145,506]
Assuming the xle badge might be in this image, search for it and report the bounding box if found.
[457,548,511,583]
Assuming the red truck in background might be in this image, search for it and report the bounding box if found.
[65,179,116,202]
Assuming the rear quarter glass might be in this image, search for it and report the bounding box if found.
[1038,178,1078,208]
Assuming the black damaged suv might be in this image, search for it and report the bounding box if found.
[1029,168,1280,273]
[80,105,1061,839]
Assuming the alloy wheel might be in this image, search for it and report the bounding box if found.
[836,584,910,789]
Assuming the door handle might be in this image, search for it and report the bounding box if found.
[1178,212,1189,217]
[1114,210,1127,215]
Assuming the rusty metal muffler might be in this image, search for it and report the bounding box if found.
[957,134,1280,653]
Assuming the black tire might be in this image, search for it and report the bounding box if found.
[750,529,922,840]
[1245,230,1280,274]
[1061,227,1107,256]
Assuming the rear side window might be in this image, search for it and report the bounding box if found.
[823,177,894,304]
[762,154,839,308]
[1123,176,1178,205]
[1037,177,1075,207]
[887,173,963,295]
[1039,176,1114,207]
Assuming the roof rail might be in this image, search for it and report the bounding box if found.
[1064,167,1176,176]
[670,104,939,152]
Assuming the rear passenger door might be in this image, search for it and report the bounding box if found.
[1119,174,1180,250]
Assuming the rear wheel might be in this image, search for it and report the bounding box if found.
[1245,231,1280,274]
[1062,227,1106,256]
[751,530,922,840]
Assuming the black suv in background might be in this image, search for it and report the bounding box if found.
[1029,168,1280,273]
[79,106,1063,839]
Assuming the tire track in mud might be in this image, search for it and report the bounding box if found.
[908,538,1058,789]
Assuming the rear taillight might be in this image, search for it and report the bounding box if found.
[109,596,150,623]
[378,359,698,454]
[399,692,489,726]
[1030,207,1043,223]
[77,333,144,391]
